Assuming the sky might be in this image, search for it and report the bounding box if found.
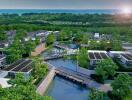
[0,0,131,9]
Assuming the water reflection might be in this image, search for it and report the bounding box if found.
[45,76,89,100]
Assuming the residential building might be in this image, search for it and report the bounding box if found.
[122,43,132,53]
[94,33,100,39]
[88,50,109,65]
[109,51,132,66]
[3,59,33,79]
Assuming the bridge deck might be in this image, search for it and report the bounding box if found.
[44,62,112,92]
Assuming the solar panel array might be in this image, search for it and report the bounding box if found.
[88,52,108,60]
[4,59,32,72]
[121,53,132,61]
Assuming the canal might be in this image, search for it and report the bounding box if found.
[45,76,89,100]
[41,47,89,100]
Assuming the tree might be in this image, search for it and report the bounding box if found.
[73,31,83,42]
[32,57,48,80]
[58,30,72,41]
[46,33,55,46]
[111,74,132,99]
[24,39,36,55]
[81,34,89,44]
[6,39,24,63]
[95,59,118,81]
[111,40,122,51]
[0,31,7,40]
[0,73,52,100]
[77,48,88,68]
[89,88,106,100]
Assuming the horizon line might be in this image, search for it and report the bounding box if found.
[0,8,121,10]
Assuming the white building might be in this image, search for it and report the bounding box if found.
[3,59,33,79]
[109,51,132,66]
[94,33,100,39]
[122,43,132,53]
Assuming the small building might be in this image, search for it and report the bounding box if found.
[0,55,6,69]
[3,59,33,79]
[94,33,100,39]
[120,53,132,65]
[88,50,109,65]
[6,30,16,44]
[122,43,132,53]
[109,51,132,66]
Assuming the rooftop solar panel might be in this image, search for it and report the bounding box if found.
[94,53,102,59]
[100,53,108,59]
[121,54,132,60]
[12,60,32,71]
[4,59,24,71]
[89,52,95,59]
[126,54,132,60]
[21,66,32,72]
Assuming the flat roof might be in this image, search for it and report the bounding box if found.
[109,51,132,61]
[121,53,132,61]
[4,59,33,73]
[88,50,109,60]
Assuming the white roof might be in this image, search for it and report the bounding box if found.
[109,51,131,54]
[0,78,12,88]
[94,33,99,37]
[88,50,107,53]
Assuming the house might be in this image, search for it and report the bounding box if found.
[100,34,112,40]
[94,33,100,39]
[3,59,33,79]
[109,51,132,66]
[26,30,59,43]
[0,55,6,69]
[88,50,109,65]
[120,53,132,65]
[33,30,52,37]
[6,30,16,44]
[26,30,51,42]
[122,43,132,53]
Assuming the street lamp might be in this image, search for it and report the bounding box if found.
[76,48,79,72]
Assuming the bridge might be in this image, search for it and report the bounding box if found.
[44,53,76,61]
[44,62,112,92]
[54,44,69,50]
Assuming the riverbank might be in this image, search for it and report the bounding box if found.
[36,67,56,95]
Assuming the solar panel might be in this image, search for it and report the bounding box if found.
[12,60,32,71]
[4,59,24,71]
[89,52,95,59]
[100,53,108,59]
[94,53,102,59]
[121,54,132,60]
[21,66,32,72]
[126,54,132,60]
